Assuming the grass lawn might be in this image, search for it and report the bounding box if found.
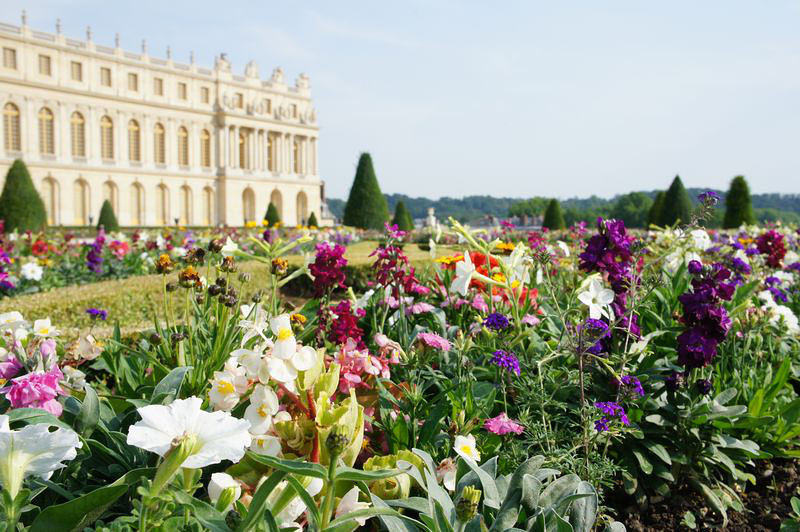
[0,241,449,341]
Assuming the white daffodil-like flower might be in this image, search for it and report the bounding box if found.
[0,415,82,497]
[32,318,59,337]
[250,433,283,456]
[208,360,249,411]
[20,262,43,282]
[264,315,316,383]
[354,289,375,311]
[239,304,270,346]
[453,434,481,462]
[503,245,529,285]
[221,237,239,258]
[577,278,615,320]
[0,311,25,330]
[450,251,475,296]
[126,396,251,469]
[556,240,570,257]
[208,472,241,511]
[335,486,371,527]
[244,384,280,435]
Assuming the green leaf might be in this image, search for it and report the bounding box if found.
[631,449,653,475]
[567,481,598,532]
[539,474,581,509]
[29,485,128,532]
[336,466,408,482]
[75,384,100,437]
[236,470,287,532]
[691,480,727,528]
[151,365,193,403]
[246,452,328,479]
[285,475,321,529]
[324,508,408,531]
[171,490,231,532]
[456,454,500,509]
[643,441,672,465]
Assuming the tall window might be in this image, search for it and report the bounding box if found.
[71,61,82,81]
[43,177,58,225]
[200,129,211,168]
[290,104,297,118]
[180,185,192,225]
[153,77,164,96]
[242,188,255,224]
[3,103,21,151]
[156,185,170,225]
[296,191,308,226]
[293,138,300,174]
[2,48,16,70]
[100,67,112,87]
[235,93,244,109]
[38,55,52,76]
[103,181,118,215]
[128,120,141,161]
[177,126,189,166]
[200,86,210,103]
[267,135,275,171]
[70,112,85,157]
[130,183,144,225]
[203,187,214,225]
[38,107,55,155]
[154,123,165,164]
[177,82,187,100]
[100,115,114,160]
[73,179,90,225]
[127,73,139,91]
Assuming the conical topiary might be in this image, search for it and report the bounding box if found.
[723,176,756,228]
[659,176,691,226]
[391,201,414,232]
[647,191,665,227]
[97,199,119,231]
[342,153,389,230]
[307,211,318,228]
[542,199,565,230]
[264,202,281,227]
[0,159,47,232]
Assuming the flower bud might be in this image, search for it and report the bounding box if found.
[165,281,178,292]
[208,472,241,512]
[455,486,482,522]
[149,332,162,345]
[271,258,289,276]
[155,253,175,274]
[220,256,237,273]
[208,239,224,253]
[325,425,351,458]
[238,272,252,283]
[151,433,200,496]
[251,290,263,303]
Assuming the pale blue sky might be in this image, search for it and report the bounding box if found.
[8,1,800,199]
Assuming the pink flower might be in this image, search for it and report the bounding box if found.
[0,355,22,379]
[484,413,525,435]
[5,366,65,416]
[521,314,541,326]
[471,294,489,312]
[406,302,434,315]
[416,332,451,351]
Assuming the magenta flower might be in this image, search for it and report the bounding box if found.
[416,332,451,351]
[0,355,22,379]
[484,413,524,435]
[5,366,66,416]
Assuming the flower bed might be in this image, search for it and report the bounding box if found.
[0,196,798,530]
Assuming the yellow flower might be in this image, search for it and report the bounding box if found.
[495,242,515,252]
[435,255,464,265]
[492,273,507,283]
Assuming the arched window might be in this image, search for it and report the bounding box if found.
[242,187,255,224]
[130,183,144,226]
[38,107,55,155]
[179,185,192,225]
[43,177,59,225]
[156,184,170,225]
[296,190,308,226]
[270,189,283,220]
[177,126,189,166]
[203,186,214,225]
[103,180,118,215]
[200,129,211,167]
[267,134,275,172]
[128,120,141,161]
[70,112,85,157]
[3,103,21,151]
[73,179,90,225]
[154,122,165,164]
[293,138,300,174]
[100,115,114,160]
[238,131,247,169]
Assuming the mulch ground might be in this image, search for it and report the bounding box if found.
[610,459,800,531]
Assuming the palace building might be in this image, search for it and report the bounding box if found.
[0,14,332,227]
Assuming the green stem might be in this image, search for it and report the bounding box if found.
[320,458,339,528]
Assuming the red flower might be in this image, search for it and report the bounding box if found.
[31,239,49,256]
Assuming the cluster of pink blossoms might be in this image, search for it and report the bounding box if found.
[335,335,402,394]
[5,366,66,416]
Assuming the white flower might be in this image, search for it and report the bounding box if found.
[773,271,795,286]
[230,348,264,378]
[556,240,570,257]
[271,314,297,359]
[450,251,475,296]
[766,305,800,334]
[0,311,25,329]
[61,366,87,390]
[272,477,325,529]
[250,433,283,456]
[20,262,43,281]
[335,486,371,527]
[208,472,241,511]
[0,415,82,497]
[355,289,375,311]
[577,279,615,320]
[126,396,251,469]
[264,315,316,383]
[239,304,270,346]
[453,434,481,462]
[503,245,529,285]
[32,318,59,337]
[689,229,711,251]
[244,384,280,435]
[436,458,457,491]
[221,237,239,257]
[208,360,248,411]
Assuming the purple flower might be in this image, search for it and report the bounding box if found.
[687,260,703,275]
[86,308,108,321]
[0,355,22,379]
[491,350,521,376]
[593,401,629,431]
[581,318,610,354]
[697,191,720,205]
[484,312,510,331]
[308,242,347,296]
[665,371,683,391]
[384,222,407,240]
[86,229,106,275]
[5,366,65,416]
[695,379,713,395]
[617,375,645,398]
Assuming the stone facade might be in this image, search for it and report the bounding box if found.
[0,15,331,227]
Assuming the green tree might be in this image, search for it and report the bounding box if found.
[307,211,319,227]
[542,199,565,230]
[659,176,691,226]
[97,199,119,231]
[0,159,47,232]
[343,153,389,230]
[610,192,653,228]
[647,191,665,227]
[723,175,756,228]
[264,202,281,227]
[391,200,414,232]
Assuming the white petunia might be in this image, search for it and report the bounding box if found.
[32,318,59,337]
[453,434,481,462]
[689,229,711,251]
[20,262,43,282]
[221,237,239,258]
[243,384,280,435]
[335,486,371,527]
[126,396,251,469]
[577,279,615,320]
[0,415,82,497]
[208,472,241,511]
[450,251,475,296]
[766,305,800,334]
